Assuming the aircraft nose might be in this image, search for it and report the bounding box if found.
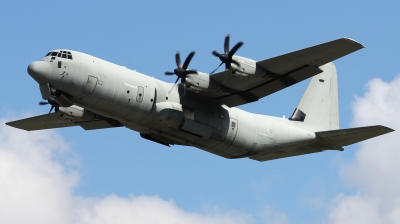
[27,61,52,84]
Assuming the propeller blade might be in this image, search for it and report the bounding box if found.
[210,62,223,74]
[39,97,59,114]
[168,76,181,94]
[174,76,180,84]
[212,50,220,57]
[165,71,175,75]
[48,98,59,107]
[229,41,244,57]
[224,34,230,54]
[182,51,195,69]
[175,52,182,68]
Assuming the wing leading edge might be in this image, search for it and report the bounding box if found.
[208,38,364,107]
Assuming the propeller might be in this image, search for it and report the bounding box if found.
[211,34,244,74]
[165,51,197,84]
[39,97,60,113]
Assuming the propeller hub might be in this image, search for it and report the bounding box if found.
[219,54,231,64]
[174,68,186,78]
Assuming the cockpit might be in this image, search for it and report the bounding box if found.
[44,50,73,60]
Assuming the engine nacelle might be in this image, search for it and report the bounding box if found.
[230,56,266,77]
[58,105,96,121]
[184,72,221,92]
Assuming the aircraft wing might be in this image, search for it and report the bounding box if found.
[207,38,364,107]
[6,113,123,131]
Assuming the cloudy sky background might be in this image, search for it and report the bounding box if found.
[1,1,400,223]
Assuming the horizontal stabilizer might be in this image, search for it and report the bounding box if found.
[250,125,394,162]
[314,125,394,150]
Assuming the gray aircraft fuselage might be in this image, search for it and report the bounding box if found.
[28,50,315,159]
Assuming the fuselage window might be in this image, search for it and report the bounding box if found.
[57,52,62,57]
[62,54,67,58]
[67,52,72,60]
[45,52,51,57]
[51,52,58,56]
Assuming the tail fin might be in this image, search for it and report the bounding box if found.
[289,63,339,132]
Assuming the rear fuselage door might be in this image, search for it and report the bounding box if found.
[224,108,238,143]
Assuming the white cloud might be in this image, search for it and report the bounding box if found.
[0,119,252,224]
[327,76,400,224]
[74,195,252,224]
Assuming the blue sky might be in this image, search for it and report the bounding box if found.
[1,1,400,223]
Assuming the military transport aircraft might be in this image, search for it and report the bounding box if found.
[7,35,394,161]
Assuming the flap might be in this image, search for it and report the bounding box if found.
[215,65,322,107]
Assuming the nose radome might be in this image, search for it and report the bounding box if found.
[27,61,52,84]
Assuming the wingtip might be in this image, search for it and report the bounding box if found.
[341,37,366,48]
[377,125,395,133]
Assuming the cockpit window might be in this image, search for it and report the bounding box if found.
[46,51,73,60]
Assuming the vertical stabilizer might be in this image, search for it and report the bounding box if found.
[289,63,339,132]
